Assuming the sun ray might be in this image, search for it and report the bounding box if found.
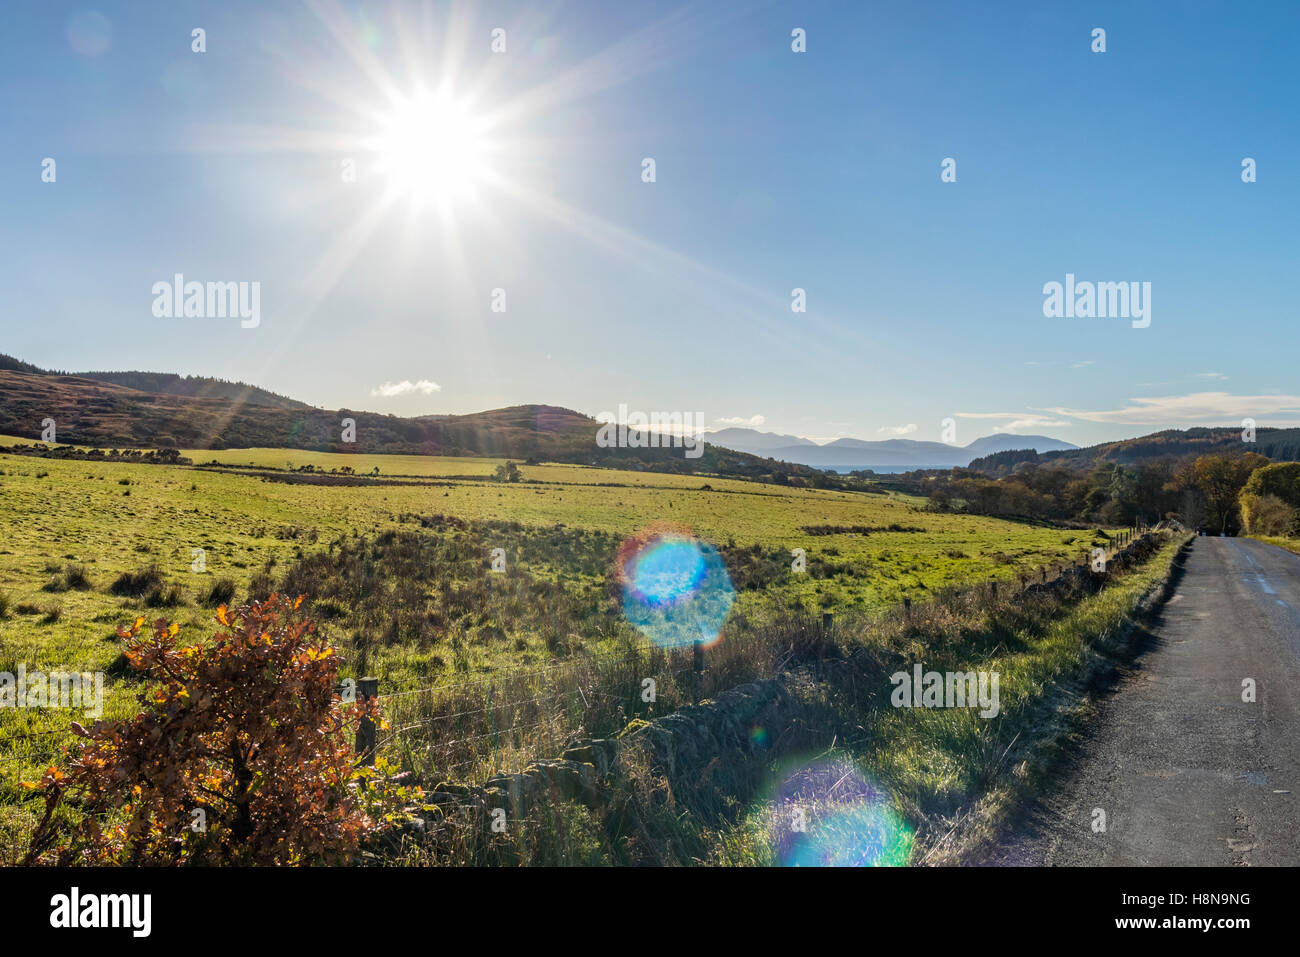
[487,172,895,368]
[302,0,406,107]
[152,0,885,405]
[237,191,400,400]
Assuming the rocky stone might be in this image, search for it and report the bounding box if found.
[414,675,794,828]
[561,737,618,776]
[526,759,598,805]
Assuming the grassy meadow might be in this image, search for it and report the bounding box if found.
[0,445,1124,859]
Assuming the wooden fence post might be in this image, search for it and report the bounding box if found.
[822,612,834,640]
[691,641,705,705]
[903,597,912,620]
[357,676,379,768]
[990,580,998,599]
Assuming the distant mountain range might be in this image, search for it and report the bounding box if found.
[704,428,818,451]
[701,427,1078,469]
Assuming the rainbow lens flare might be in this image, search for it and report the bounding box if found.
[773,759,914,867]
[617,525,734,648]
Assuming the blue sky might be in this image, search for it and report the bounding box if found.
[2,0,1298,447]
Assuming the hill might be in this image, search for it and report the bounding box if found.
[0,354,306,409]
[702,427,816,451]
[968,427,1300,475]
[0,364,838,482]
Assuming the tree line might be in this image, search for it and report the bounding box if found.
[905,451,1290,535]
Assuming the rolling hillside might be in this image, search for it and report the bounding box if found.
[0,364,829,480]
[0,354,306,409]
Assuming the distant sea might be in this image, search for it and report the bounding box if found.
[824,465,926,475]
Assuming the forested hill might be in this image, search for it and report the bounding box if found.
[0,354,306,409]
[968,427,1300,475]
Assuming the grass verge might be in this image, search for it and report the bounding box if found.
[703,532,1191,866]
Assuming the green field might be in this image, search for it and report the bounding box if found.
[0,447,1118,858]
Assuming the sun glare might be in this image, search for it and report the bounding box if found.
[369,89,491,208]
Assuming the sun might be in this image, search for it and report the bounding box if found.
[368,88,492,209]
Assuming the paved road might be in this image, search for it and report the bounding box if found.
[990,537,1300,866]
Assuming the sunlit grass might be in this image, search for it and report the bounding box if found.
[0,448,1125,861]
[709,535,1189,865]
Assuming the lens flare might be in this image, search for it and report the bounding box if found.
[356,11,384,51]
[773,759,914,867]
[67,12,113,57]
[617,525,734,648]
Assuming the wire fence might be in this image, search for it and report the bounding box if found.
[369,639,705,782]
[2,526,1158,785]
[356,525,1157,784]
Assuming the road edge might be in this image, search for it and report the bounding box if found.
[938,533,1195,865]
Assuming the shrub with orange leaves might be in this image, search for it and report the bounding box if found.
[23,594,386,865]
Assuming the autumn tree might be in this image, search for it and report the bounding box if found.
[1239,462,1300,536]
[22,595,395,865]
[1189,452,1269,534]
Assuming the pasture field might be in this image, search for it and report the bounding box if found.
[189,447,506,478]
[0,447,1117,858]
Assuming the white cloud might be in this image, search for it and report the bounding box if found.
[715,414,766,427]
[954,411,1070,432]
[1001,417,1071,432]
[1044,391,1300,425]
[1196,372,1228,380]
[955,411,1034,419]
[370,379,442,398]
[876,423,917,435]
